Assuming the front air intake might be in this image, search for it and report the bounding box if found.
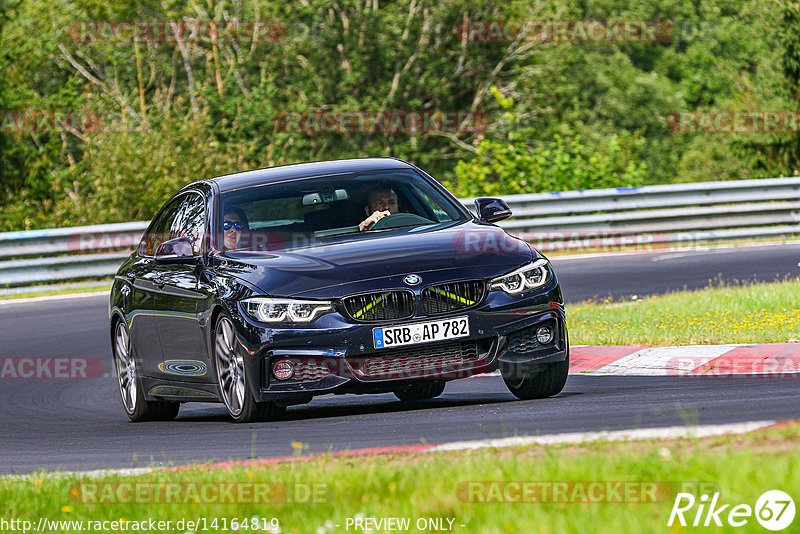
[342,290,415,322]
[421,280,486,315]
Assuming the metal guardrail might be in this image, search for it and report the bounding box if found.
[464,176,800,249]
[0,223,145,287]
[2,177,800,288]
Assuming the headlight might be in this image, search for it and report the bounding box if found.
[489,259,549,295]
[241,297,334,324]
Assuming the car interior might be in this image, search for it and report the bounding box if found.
[220,173,461,252]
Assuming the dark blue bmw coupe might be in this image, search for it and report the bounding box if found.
[110,158,569,422]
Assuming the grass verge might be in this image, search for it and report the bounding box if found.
[1,423,798,533]
[569,278,800,345]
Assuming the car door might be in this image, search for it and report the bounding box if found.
[127,198,184,378]
[150,192,211,382]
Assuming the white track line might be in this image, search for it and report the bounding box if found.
[2,421,779,478]
[429,421,776,452]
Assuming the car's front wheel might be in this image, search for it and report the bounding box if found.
[393,380,446,401]
[214,313,285,423]
[501,354,569,400]
[112,320,180,422]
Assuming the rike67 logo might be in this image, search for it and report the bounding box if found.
[668,490,795,531]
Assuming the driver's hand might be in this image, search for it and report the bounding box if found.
[358,210,391,231]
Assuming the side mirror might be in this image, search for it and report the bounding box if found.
[475,198,512,223]
[155,236,197,262]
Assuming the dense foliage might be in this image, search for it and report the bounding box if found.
[0,0,796,230]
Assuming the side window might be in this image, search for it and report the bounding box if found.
[138,198,182,257]
[137,193,206,256]
[416,190,455,223]
[169,194,206,255]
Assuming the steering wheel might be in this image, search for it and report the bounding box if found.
[367,212,434,230]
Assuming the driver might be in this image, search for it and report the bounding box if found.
[223,208,249,250]
[358,187,399,231]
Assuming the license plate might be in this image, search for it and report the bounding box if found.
[373,316,469,349]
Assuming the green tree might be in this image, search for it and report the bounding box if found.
[729,0,800,176]
[0,0,797,230]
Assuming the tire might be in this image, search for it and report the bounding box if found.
[393,380,446,401]
[501,354,569,400]
[112,320,180,422]
[213,313,285,423]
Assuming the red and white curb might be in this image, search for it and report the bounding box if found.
[472,343,800,378]
[569,343,800,377]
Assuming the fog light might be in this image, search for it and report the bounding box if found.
[536,325,554,345]
[272,360,295,380]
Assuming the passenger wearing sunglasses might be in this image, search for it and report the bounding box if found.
[222,208,249,250]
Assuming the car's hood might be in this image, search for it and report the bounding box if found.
[217,220,536,298]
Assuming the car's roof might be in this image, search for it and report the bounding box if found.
[187,158,416,193]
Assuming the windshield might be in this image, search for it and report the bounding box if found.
[217,169,468,253]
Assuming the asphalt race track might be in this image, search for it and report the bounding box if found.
[1,243,799,474]
[554,241,800,302]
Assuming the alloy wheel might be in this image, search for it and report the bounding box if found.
[215,316,246,417]
[114,321,137,414]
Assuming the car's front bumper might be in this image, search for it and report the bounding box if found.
[229,282,567,403]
